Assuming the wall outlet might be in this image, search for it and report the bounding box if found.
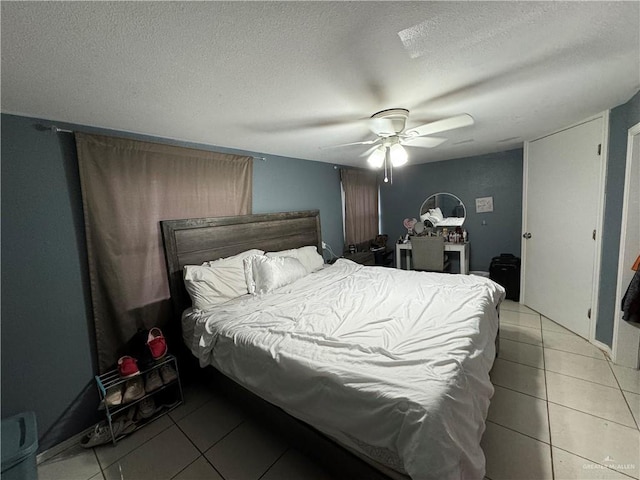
[322,241,328,249]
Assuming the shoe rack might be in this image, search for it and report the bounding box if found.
[94,354,183,445]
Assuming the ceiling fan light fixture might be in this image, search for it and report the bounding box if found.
[390,144,408,167]
[367,146,385,168]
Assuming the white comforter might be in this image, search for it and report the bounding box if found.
[183,259,504,480]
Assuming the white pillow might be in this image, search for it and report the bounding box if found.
[252,255,308,294]
[426,215,440,226]
[203,249,264,267]
[243,253,265,294]
[296,246,325,273]
[266,245,324,273]
[184,249,264,309]
[428,208,444,222]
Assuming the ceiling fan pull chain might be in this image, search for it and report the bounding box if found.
[383,148,389,183]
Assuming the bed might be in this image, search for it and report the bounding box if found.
[161,210,504,480]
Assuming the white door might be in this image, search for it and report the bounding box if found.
[613,123,640,367]
[523,116,604,339]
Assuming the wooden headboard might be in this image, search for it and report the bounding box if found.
[160,210,322,317]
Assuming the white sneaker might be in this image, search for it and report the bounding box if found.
[105,385,123,407]
[135,397,157,421]
[159,364,178,384]
[80,422,112,448]
[97,385,123,410]
[144,369,162,393]
[122,377,145,403]
[80,414,136,448]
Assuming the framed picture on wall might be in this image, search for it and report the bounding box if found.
[475,196,494,213]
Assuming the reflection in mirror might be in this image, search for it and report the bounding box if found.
[419,192,466,227]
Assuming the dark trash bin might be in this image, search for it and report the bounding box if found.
[490,253,521,301]
[1,411,38,480]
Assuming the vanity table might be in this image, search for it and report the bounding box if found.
[396,241,470,274]
[398,192,470,274]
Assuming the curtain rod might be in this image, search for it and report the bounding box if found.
[46,124,268,161]
[51,125,73,133]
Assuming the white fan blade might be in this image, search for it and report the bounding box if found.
[401,136,447,148]
[320,139,379,149]
[405,114,474,137]
[360,145,380,158]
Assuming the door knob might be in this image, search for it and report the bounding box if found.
[522,232,532,239]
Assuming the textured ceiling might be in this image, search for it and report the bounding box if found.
[2,1,639,167]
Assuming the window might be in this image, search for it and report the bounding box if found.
[340,169,379,247]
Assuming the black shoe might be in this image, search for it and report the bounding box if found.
[119,329,154,370]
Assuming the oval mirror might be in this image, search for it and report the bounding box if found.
[419,192,466,227]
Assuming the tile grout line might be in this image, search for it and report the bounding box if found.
[540,327,609,352]
[202,454,229,480]
[500,336,542,348]
[164,413,212,480]
[499,305,540,316]
[94,414,175,472]
[485,419,550,446]
[500,322,542,332]
[604,360,640,431]
[491,382,640,431]
[543,344,606,361]
[493,310,638,480]
[494,356,545,372]
[545,369,626,390]
[540,313,555,480]
[538,315,637,478]
[175,411,246,454]
[170,391,250,480]
[491,383,547,402]
[170,407,243,480]
[504,320,637,426]
[169,455,201,480]
[497,338,544,370]
[168,454,226,480]
[95,398,193,477]
[503,331,607,361]
[551,445,639,480]
[256,446,290,480]
[91,448,105,480]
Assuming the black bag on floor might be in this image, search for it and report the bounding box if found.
[490,253,521,301]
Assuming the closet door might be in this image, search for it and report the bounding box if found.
[522,115,606,339]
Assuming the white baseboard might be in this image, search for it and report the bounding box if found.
[36,426,93,465]
[592,339,613,360]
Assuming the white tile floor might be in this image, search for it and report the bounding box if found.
[38,300,640,480]
[484,301,640,480]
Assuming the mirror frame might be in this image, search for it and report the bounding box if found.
[419,192,466,226]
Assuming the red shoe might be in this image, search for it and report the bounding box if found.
[147,328,167,360]
[118,356,140,378]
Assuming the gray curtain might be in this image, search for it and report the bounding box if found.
[76,133,252,372]
[341,168,379,247]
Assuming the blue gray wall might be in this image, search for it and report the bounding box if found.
[1,114,98,450]
[1,113,344,450]
[596,91,640,346]
[380,149,524,272]
[252,155,343,252]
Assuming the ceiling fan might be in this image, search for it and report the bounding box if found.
[324,108,474,179]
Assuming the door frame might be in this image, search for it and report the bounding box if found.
[521,111,609,346]
[612,122,640,367]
